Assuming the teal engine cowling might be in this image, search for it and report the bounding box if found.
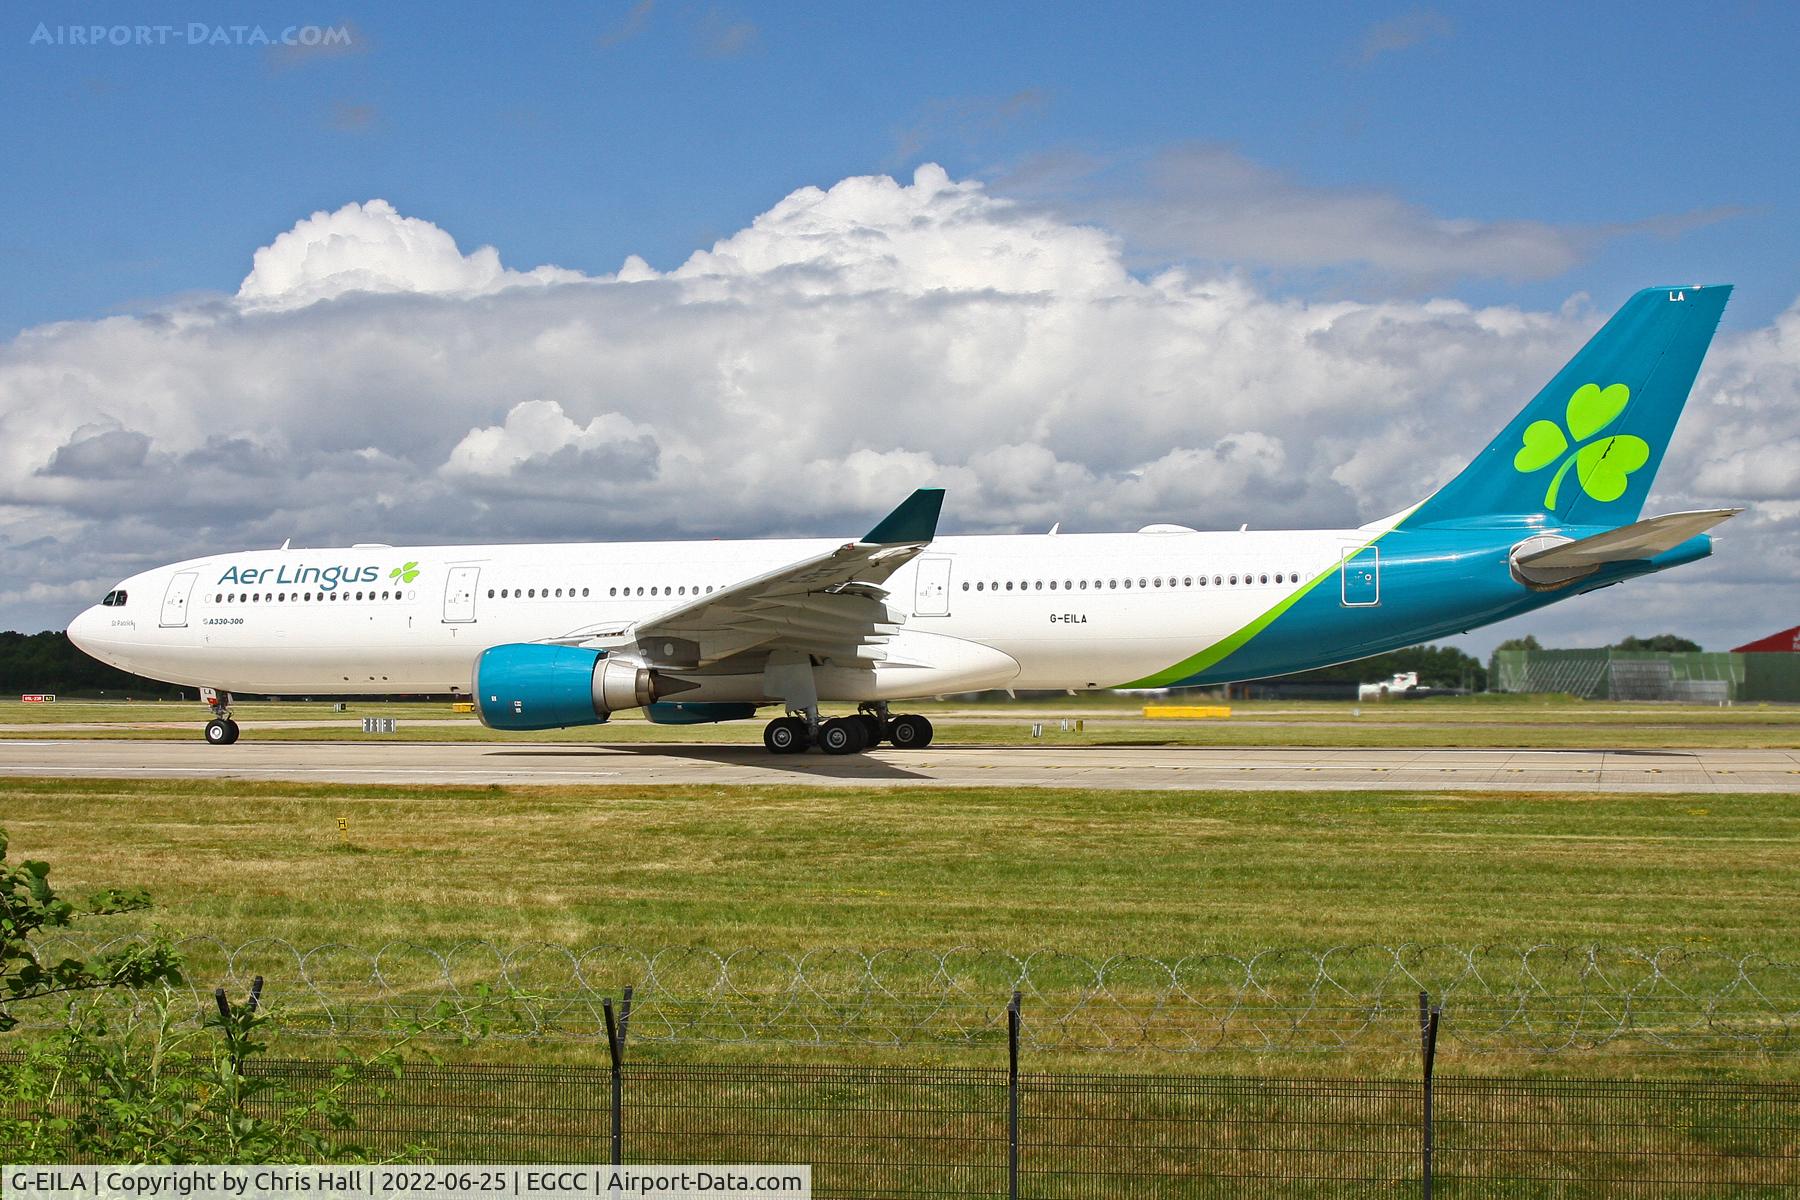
[473,644,659,731]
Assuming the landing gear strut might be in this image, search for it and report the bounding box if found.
[856,702,933,750]
[201,687,239,745]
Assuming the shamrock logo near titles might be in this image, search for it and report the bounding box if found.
[390,561,421,584]
[1512,383,1649,510]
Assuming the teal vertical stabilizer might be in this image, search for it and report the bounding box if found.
[1404,285,1731,529]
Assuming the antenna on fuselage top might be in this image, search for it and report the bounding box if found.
[279,538,291,550]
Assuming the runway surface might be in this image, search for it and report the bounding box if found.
[2,738,1796,792]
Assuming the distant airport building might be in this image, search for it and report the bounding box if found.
[1734,625,1800,654]
[1732,626,1800,702]
[1494,630,1800,702]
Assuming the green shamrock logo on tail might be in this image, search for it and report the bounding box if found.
[1512,383,1648,510]
[389,561,421,584]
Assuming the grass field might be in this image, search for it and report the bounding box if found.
[5,777,1795,954]
[4,774,1797,1077]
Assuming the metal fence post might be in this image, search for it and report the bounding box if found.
[214,975,264,1075]
[603,996,626,1167]
[1008,989,1021,1200]
[1419,991,1441,1200]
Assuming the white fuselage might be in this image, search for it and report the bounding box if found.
[69,528,1366,700]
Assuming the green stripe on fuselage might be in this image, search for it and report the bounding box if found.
[1114,528,1392,689]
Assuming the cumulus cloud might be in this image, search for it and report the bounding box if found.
[446,400,661,493]
[667,162,1129,297]
[236,199,585,309]
[2,165,1795,654]
[42,426,151,479]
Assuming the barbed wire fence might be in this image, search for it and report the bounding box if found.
[19,936,1800,1058]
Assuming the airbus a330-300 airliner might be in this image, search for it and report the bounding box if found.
[70,285,1740,754]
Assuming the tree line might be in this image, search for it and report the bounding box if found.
[0,631,187,698]
[1,627,1702,700]
[1271,633,1703,693]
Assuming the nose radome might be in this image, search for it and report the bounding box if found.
[67,606,102,655]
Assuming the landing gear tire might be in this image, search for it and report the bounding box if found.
[887,714,933,749]
[818,717,869,756]
[857,714,886,747]
[764,716,810,754]
[205,718,240,746]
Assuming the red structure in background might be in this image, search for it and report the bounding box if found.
[1732,625,1800,653]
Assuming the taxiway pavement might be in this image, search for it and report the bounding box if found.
[1,739,1795,792]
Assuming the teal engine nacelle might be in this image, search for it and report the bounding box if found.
[473,644,659,731]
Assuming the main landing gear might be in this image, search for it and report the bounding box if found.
[762,703,934,755]
[201,687,239,745]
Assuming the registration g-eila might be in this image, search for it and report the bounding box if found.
[71,286,1741,754]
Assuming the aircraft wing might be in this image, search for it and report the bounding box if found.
[562,489,944,669]
[1517,508,1743,569]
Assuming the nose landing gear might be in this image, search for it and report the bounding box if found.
[200,687,240,745]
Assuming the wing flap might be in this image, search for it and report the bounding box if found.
[606,488,943,668]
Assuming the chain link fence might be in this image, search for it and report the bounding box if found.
[25,936,1799,1058]
[14,1057,1787,1197]
[1492,649,1747,700]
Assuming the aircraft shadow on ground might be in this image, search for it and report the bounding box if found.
[483,742,930,781]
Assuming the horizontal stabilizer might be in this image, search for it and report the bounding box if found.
[1517,508,1743,569]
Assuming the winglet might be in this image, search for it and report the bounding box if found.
[862,488,944,545]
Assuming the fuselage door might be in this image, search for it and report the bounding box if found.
[913,557,952,617]
[159,571,197,628]
[443,566,480,623]
[1340,546,1380,607]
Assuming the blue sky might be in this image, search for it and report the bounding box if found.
[1,2,1796,653]
[5,2,1795,334]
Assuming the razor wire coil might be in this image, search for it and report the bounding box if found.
[15,936,1797,1057]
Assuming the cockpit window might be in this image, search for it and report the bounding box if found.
[100,590,128,607]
